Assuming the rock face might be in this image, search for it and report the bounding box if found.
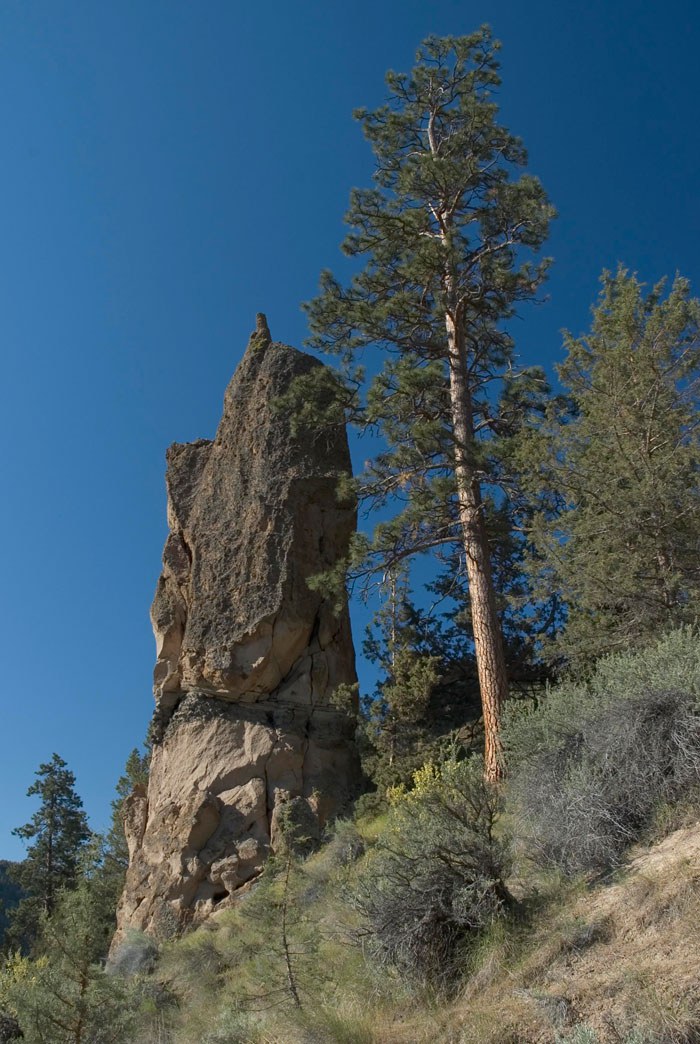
[113,317,360,945]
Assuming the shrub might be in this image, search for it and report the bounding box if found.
[107,931,158,978]
[354,757,512,988]
[199,1006,256,1044]
[322,820,365,870]
[505,630,700,875]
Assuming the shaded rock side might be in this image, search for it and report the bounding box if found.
[114,318,360,945]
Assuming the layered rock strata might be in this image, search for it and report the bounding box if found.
[113,316,359,944]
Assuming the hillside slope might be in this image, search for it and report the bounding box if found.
[442,821,700,1044]
[142,817,700,1044]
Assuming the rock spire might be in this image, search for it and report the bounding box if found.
[112,322,360,945]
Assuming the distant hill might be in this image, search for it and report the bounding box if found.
[0,860,24,944]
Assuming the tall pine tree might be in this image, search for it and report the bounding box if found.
[9,754,90,947]
[303,29,554,778]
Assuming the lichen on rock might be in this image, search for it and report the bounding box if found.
[113,319,360,947]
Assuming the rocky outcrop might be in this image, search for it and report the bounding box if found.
[113,316,360,945]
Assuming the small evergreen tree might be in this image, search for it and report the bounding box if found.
[161,815,318,1021]
[521,269,700,668]
[0,866,24,954]
[359,525,558,794]
[96,748,150,929]
[361,571,441,789]
[0,882,134,1044]
[8,755,90,949]
[105,749,149,870]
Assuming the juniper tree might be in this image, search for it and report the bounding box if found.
[302,28,554,778]
[520,268,700,669]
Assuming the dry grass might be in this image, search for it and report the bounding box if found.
[446,822,700,1044]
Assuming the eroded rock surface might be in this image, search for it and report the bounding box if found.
[113,317,359,945]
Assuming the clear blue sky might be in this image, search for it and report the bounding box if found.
[2,0,699,859]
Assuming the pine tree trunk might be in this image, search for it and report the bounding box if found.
[445,309,509,781]
[47,796,55,914]
[281,853,302,1009]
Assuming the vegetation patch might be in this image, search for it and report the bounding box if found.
[354,758,512,988]
[505,630,700,874]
